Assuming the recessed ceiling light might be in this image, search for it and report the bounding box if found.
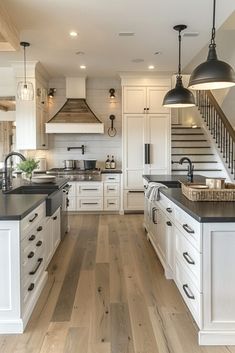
[132,58,144,63]
[76,51,85,55]
[80,65,86,69]
[70,31,78,37]
[118,32,135,37]
[148,65,155,70]
[154,51,162,55]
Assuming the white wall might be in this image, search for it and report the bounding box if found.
[45,77,122,169]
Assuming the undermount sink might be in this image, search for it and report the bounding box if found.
[6,186,55,195]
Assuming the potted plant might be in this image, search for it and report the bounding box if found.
[17,158,39,182]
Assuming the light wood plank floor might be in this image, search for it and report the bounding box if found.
[0,214,234,353]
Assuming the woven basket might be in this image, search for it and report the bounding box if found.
[181,182,235,201]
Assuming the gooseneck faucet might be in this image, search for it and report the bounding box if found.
[2,152,26,192]
[179,157,194,182]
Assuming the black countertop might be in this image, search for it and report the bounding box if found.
[160,188,235,223]
[142,174,206,186]
[101,169,122,174]
[0,177,69,221]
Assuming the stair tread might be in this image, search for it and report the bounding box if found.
[172,153,214,156]
[172,139,207,142]
[171,126,201,129]
[172,169,223,171]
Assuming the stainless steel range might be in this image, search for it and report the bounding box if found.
[46,168,102,181]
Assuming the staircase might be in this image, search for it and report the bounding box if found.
[172,90,235,180]
[171,125,226,177]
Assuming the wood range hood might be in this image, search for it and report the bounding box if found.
[46,78,104,134]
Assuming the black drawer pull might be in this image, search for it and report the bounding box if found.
[128,190,144,193]
[28,234,36,241]
[182,224,195,234]
[108,202,116,205]
[166,208,172,213]
[182,284,195,300]
[166,221,172,226]
[82,202,99,205]
[183,252,195,265]
[36,240,43,247]
[53,216,57,220]
[29,258,43,275]
[108,188,116,191]
[108,177,115,180]
[29,213,38,223]
[152,207,157,224]
[28,283,35,291]
[28,251,35,259]
[37,226,43,232]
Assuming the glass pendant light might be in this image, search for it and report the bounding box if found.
[163,25,195,108]
[188,0,235,90]
[17,42,34,100]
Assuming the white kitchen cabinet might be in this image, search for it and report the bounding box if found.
[14,62,49,150]
[121,77,171,211]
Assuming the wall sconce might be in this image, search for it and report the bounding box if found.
[48,88,56,98]
[108,114,116,137]
[109,88,115,99]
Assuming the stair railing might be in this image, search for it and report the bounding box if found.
[196,90,235,177]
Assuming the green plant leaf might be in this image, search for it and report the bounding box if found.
[17,158,39,174]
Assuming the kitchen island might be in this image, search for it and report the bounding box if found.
[143,174,235,345]
[0,178,68,334]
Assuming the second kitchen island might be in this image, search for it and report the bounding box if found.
[143,174,235,346]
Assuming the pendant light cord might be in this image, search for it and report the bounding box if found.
[210,0,216,46]
[178,29,182,77]
[23,44,27,85]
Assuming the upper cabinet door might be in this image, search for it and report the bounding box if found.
[147,87,169,114]
[123,87,146,114]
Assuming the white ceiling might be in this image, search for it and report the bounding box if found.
[1,0,235,78]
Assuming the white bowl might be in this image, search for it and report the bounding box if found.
[32,175,56,184]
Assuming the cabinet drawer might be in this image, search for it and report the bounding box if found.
[175,260,202,327]
[77,183,103,196]
[175,228,201,291]
[21,202,45,238]
[104,183,119,196]
[102,174,120,182]
[21,220,45,250]
[174,205,202,252]
[104,197,119,211]
[67,196,76,211]
[77,198,103,211]
[68,182,76,196]
[124,190,144,211]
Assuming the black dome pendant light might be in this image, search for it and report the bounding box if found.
[188,0,235,90]
[163,24,195,108]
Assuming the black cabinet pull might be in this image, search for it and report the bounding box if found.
[28,251,34,259]
[29,213,38,223]
[182,224,195,234]
[144,143,150,164]
[128,190,144,193]
[143,108,146,111]
[29,258,43,275]
[108,177,115,180]
[108,202,116,205]
[66,198,69,207]
[37,226,43,232]
[28,235,36,241]
[36,240,43,247]
[82,202,99,205]
[146,107,149,111]
[166,221,172,226]
[42,144,46,147]
[182,284,195,300]
[28,283,34,291]
[166,208,172,213]
[152,207,157,224]
[82,188,99,191]
[53,216,57,220]
[183,252,195,265]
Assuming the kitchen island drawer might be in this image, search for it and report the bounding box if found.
[102,174,120,182]
[21,202,45,238]
[77,183,103,196]
[175,259,202,327]
[77,197,103,211]
[175,227,201,291]
[174,205,202,252]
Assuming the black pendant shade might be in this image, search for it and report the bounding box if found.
[163,24,195,108]
[188,0,235,90]
[163,76,195,107]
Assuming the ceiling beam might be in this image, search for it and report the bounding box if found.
[0,3,19,51]
[0,105,8,112]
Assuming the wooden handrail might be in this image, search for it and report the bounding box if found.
[206,90,235,142]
